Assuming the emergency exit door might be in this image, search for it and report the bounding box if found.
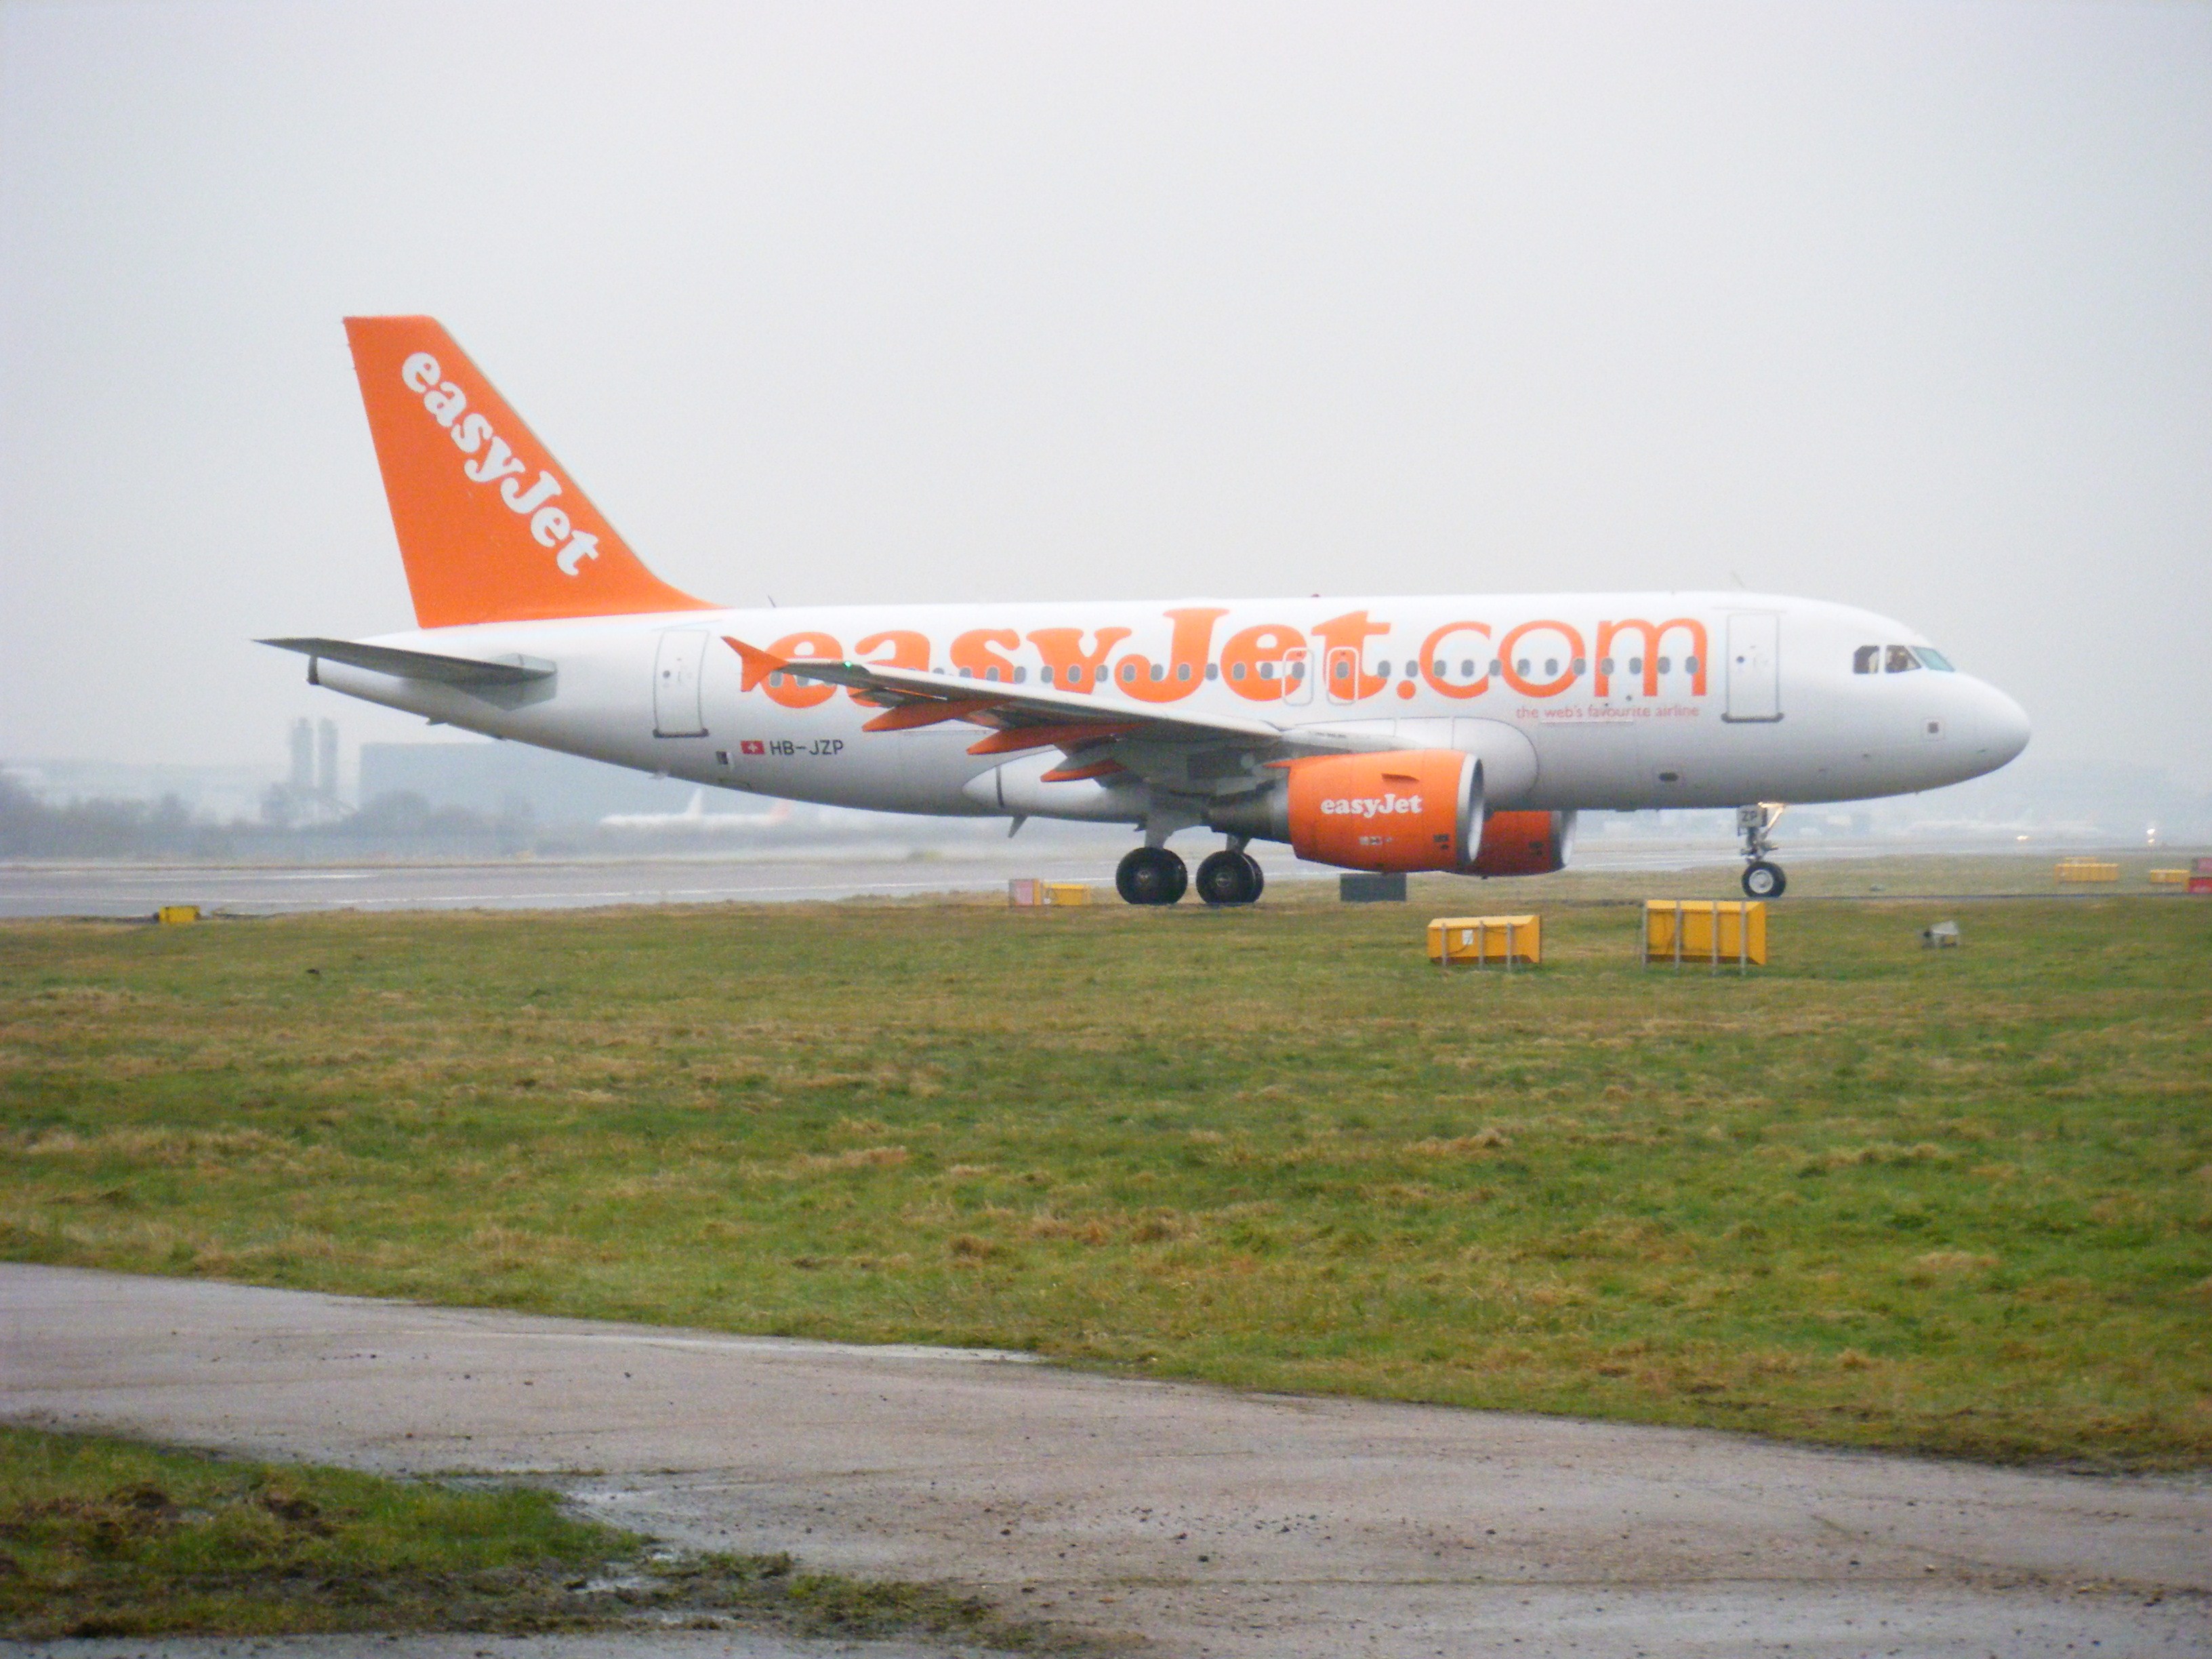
[1723,613,1782,723]
[653,630,710,737]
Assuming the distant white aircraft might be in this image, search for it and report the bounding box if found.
[266,316,2032,905]
[599,790,794,832]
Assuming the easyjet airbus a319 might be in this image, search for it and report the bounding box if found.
[268,317,2030,905]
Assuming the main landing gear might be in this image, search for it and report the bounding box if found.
[1737,802,1788,899]
[1195,847,1265,907]
[1115,844,1265,906]
[1115,845,1188,906]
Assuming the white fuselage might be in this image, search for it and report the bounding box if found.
[313,592,2030,828]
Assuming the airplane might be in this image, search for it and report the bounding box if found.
[599,790,795,833]
[265,316,2031,906]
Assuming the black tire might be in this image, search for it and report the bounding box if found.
[1195,849,1261,907]
[1742,860,1786,899]
[1116,846,1189,905]
[1242,852,1265,901]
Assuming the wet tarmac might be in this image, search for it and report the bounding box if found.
[5,1265,2205,1658]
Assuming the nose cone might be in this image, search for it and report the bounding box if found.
[1967,678,2031,771]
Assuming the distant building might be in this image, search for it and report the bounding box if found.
[356,741,715,825]
[288,718,314,794]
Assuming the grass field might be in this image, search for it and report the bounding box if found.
[3,878,2208,1468]
[0,1425,1063,1646]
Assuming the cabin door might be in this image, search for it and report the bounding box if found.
[1723,613,1782,724]
[653,630,710,738]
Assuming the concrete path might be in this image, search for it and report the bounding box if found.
[3,1265,2205,1657]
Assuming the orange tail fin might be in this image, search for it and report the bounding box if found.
[344,316,712,628]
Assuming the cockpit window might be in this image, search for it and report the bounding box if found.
[1853,645,1879,674]
[1885,644,1920,674]
[1916,648,1954,672]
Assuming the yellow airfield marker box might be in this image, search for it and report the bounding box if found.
[155,905,200,926]
[1427,915,1540,967]
[1008,880,1092,907]
[2148,868,2187,886]
[2055,859,2119,883]
[1643,900,1766,967]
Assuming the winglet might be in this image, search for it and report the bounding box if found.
[720,636,788,693]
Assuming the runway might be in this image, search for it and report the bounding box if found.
[0,836,2045,920]
[0,846,1153,918]
[5,1265,2205,1658]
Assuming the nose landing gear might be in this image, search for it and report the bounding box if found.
[1742,860,1786,899]
[1115,845,1189,905]
[1737,802,1788,899]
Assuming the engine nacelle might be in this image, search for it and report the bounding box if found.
[1468,808,1576,876]
[1204,751,1574,877]
[1282,749,1478,873]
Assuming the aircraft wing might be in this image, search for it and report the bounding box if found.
[721,636,1373,786]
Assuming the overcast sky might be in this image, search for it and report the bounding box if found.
[3,0,2207,787]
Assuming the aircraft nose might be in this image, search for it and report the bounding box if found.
[1971,680,2031,767]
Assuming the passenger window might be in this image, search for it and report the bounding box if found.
[1683,655,1697,676]
[1376,661,1391,680]
[1886,645,1918,673]
[1014,666,1027,684]
[1176,662,1191,682]
[1231,661,1247,681]
[1094,664,1108,684]
[1629,656,1642,674]
[1853,645,1879,674]
[1657,656,1671,674]
[1515,659,1530,676]
[1206,662,1218,680]
[1290,660,1305,680]
[1460,659,1475,677]
[986,666,1001,682]
[1544,658,1558,676]
[1040,665,1054,685]
[1599,657,1614,675]
[1259,661,1275,680]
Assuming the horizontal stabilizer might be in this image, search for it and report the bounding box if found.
[259,637,556,686]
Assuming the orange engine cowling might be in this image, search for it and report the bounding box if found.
[1468,808,1575,876]
[1284,750,1477,872]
